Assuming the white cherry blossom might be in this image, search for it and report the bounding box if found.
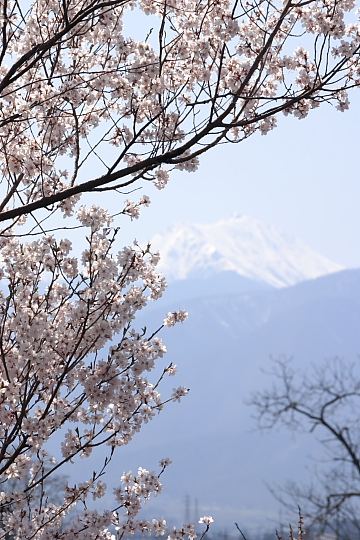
[0,0,358,537]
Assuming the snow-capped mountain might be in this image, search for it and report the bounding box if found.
[150,214,343,288]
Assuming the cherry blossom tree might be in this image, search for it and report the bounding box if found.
[0,0,359,539]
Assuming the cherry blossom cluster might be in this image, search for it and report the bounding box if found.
[0,456,212,540]
[0,203,197,540]
[0,0,357,222]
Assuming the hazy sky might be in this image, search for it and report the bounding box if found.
[101,92,360,270]
[45,9,359,271]
[75,8,358,271]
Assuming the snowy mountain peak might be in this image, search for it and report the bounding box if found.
[149,216,344,288]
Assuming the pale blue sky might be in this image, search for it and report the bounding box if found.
[85,7,360,271]
[99,92,360,269]
[37,8,359,271]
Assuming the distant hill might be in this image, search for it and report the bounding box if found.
[128,269,360,530]
[66,268,359,533]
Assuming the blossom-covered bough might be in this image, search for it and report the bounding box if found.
[0,205,191,539]
[0,0,358,539]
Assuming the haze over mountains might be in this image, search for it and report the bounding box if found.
[103,266,357,533]
[130,216,358,531]
[66,216,359,534]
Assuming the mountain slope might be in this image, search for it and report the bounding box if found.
[150,215,343,287]
[127,269,360,529]
[66,269,359,533]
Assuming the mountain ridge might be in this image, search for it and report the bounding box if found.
[61,268,360,533]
